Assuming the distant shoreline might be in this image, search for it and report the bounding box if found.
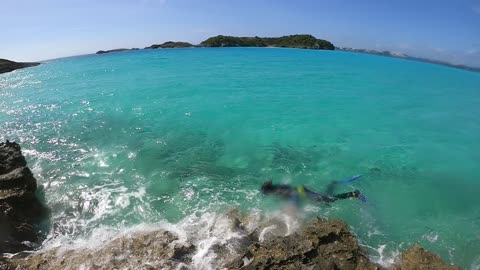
[3,33,478,74]
[94,46,480,73]
[0,59,40,74]
[337,47,480,73]
[94,34,479,73]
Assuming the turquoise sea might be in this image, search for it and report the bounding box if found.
[1,48,480,268]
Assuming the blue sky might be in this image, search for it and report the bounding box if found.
[2,0,480,67]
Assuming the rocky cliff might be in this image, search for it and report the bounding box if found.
[0,141,48,253]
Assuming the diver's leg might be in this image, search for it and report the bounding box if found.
[334,190,360,200]
[325,175,363,195]
[304,188,336,203]
[325,181,337,195]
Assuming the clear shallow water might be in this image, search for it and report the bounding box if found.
[1,48,480,268]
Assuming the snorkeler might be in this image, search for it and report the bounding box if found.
[261,175,367,204]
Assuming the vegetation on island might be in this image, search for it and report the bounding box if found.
[200,34,335,50]
[96,35,334,55]
[0,59,40,74]
[145,41,194,49]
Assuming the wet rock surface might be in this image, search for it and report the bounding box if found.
[4,210,460,270]
[228,218,380,270]
[0,141,48,253]
[394,243,460,270]
[10,230,190,270]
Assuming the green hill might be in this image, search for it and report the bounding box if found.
[200,34,334,50]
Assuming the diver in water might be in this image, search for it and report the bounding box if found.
[261,175,367,204]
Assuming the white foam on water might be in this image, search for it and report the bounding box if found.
[23,148,61,162]
[376,244,399,266]
[367,228,383,238]
[470,254,480,270]
[98,160,109,168]
[361,243,401,268]
[259,225,277,242]
[242,255,254,267]
[422,231,439,243]
[176,211,249,269]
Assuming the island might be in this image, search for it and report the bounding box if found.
[0,59,40,74]
[97,34,335,54]
[96,48,140,54]
[145,41,195,49]
[200,34,335,50]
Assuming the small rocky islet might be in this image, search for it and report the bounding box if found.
[0,141,460,269]
[96,48,140,54]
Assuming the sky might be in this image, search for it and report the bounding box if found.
[1,0,480,67]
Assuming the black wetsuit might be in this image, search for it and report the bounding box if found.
[261,181,361,203]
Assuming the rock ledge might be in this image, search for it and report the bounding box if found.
[0,141,48,254]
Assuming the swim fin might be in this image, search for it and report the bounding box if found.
[337,175,362,184]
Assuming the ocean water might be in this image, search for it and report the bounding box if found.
[1,48,480,269]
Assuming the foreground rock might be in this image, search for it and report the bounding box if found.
[8,230,189,269]
[0,59,40,74]
[0,141,48,253]
[394,244,460,270]
[3,210,459,270]
[227,218,379,270]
